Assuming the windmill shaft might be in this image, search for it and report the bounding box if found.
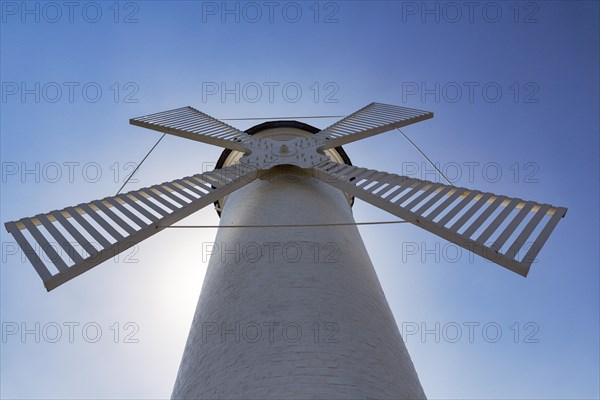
[172,173,425,399]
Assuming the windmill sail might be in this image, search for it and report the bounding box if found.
[4,102,567,289]
[130,106,254,152]
[5,164,258,291]
[313,161,567,276]
[315,102,433,149]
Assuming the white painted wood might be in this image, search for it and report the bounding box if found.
[22,218,69,272]
[5,221,52,281]
[315,102,433,149]
[36,213,84,264]
[315,162,565,277]
[130,107,253,152]
[5,165,258,291]
[51,210,100,258]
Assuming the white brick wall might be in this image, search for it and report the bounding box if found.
[172,173,426,399]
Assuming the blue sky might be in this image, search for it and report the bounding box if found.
[1,1,598,399]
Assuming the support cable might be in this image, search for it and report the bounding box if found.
[160,220,410,229]
[116,133,166,195]
[220,115,345,121]
[396,128,453,186]
[116,116,450,203]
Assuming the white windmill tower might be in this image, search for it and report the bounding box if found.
[5,103,567,399]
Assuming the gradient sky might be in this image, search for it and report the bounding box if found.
[1,1,598,399]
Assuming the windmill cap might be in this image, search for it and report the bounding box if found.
[214,120,354,215]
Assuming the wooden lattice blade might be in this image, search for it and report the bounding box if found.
[4,164,258,291]
[313,161,567,276]
[130,106,254,152]
[315,102,433,150]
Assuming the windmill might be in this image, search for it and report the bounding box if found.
[5,103,567,399]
